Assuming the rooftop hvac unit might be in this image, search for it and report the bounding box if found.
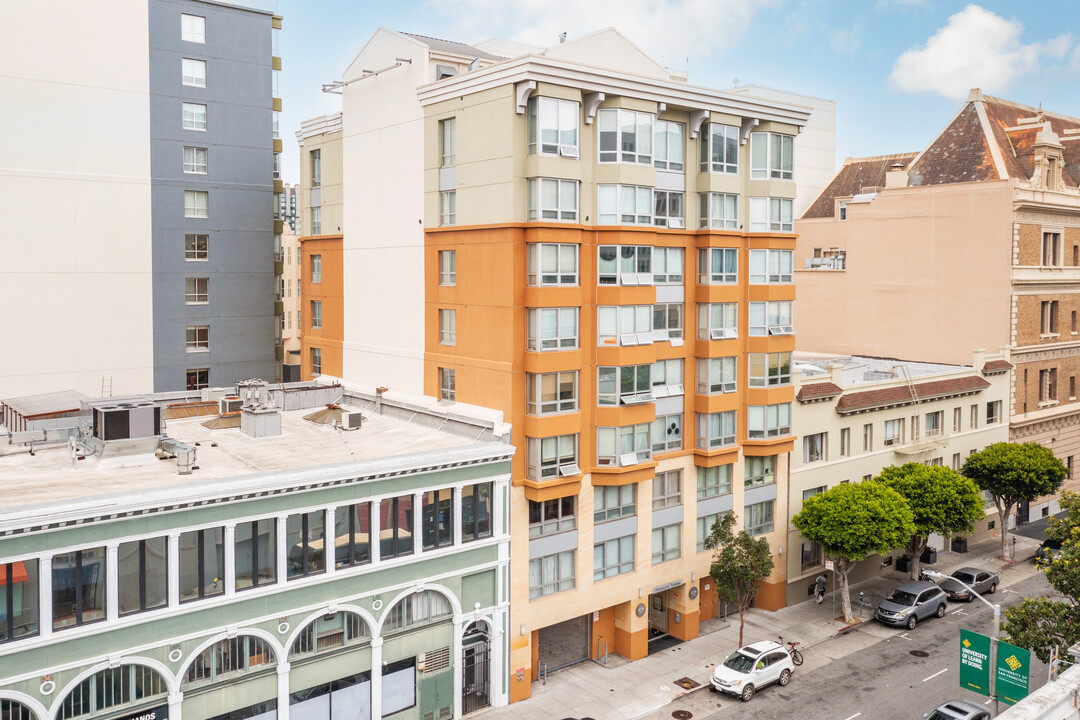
[340,412,363,430]
[201,387,228,403]
[91,400,161,441]
[219,396,243,414]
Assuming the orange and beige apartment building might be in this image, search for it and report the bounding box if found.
[796,89,1080,523]
[300,27,834,705]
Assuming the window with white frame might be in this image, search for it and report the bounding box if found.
[310,149,321,187]
[594,484,636,522]
[652,247,683,284]
[750,132,794,180]
[529,551,574,599]
[310,300,322,329]
[803,432,826,462]
[186,325,208,351]
[697,513,721,552]
[838,200,847,221]
[597,305,653,346]
[697,357,737,394]
[749,301,794,336]
[699,123,739,174]
[527,243,578,286]
[273,152,281,179]
[598,108,653,164]
[745,456,776,487]
[185,234,208,261]
[698,247,738,284]
[699,192,738,229]
[310,254,322,283]
[272,111,280,139]
[749,403,791,439]
[884,418,904,446]
[597,424,652,466]
[652,524,681,564]
[748,352,791,387]
[652,470,682,509]
[598,185,653,225]
[440,190,456,226]
[184,146,207,174]
[527,371,578,415]
[653,190,685,228]
[527,307,578,350]
[1042,231,1063,266]
[439,250,456,286]
[749,249,793,283]
[652,413,682,452]
[528,178,578,222]
[598,365,652,406]
[438,367,455,402]
[439,117,455,167]
[749,197,794,232]
[310,206,322,235]
[697,410,736,449]
[925,410,943,437]
[987,400,1002,424]
[652,303,683,340]
[526,434,579,480]
[651,359,683,397]
[182,58,206,87]
[438,308,456,345]
[182,102,206,131]
[594,536,635,580]
[529,497,575,537]
[653,120,685,170]
[697,464,732,499]
[744,500,774,535]
[527,96,579,157]
[181,14,205,43]
[184,190,208,217]
[185,277,208,304]
[697,302,738,340]
[598,245,653,285]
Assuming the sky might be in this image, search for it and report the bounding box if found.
[274,0,1080,182]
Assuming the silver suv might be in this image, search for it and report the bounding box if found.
[925,700,990,719]
[875,580,947,630]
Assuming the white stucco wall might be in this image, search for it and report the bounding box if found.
[0,0,154,400]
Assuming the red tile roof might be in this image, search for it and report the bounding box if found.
[796,382,843,401]
[836,375,991,414]
[801,153,918,219]
[981,359,1013,374]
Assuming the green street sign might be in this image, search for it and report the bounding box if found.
[996,640,1031,705]
[959,629,991,696]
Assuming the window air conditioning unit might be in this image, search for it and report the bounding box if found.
[220,396,243,414]
[340,412,363,430]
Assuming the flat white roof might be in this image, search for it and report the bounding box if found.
[794,352,964,388]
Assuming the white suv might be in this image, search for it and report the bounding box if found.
[710,640,795,701]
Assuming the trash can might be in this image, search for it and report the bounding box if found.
[951,537,968,553]
[920,547,938,565]
[896,556,911,573]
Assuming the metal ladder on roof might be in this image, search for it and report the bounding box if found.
[100,376,113,398]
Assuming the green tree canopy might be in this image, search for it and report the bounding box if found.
[792,481,915,622]
[706,513,774,646]
[876,463,985,578]
[962,442,1067,558]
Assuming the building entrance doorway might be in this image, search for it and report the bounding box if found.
[648,591,668,640]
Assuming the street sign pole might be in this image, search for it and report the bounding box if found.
[990,604,1000,716]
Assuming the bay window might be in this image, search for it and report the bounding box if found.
[597,305,653,346]
[748,403,791,439]
[699,123,739,174]
[699,192,738,229]
[697,302,738,340]
[748,352,792,386]
[697,357,737,394]
[598,185,653,225]
[698,247,738,284]
[527,178,579,222]
[527,307,578,350]
[527,96,579,157]
[750,132,794,180]
[697,410,736,449]
[651,359,683,396]
[598,245,652,285]
[597,424,652,466]
[527,243,578,286]
[653,190,684,228]
[749,301,794,336]
[527,434,579,480]
[597,365,652,406]
[749,249,793,283]
[598,108,653,164]
[653,120,685,170]
[749,197,794,232]
[652,247,683,284]
[652,302,682,340]
[526,371,578,415]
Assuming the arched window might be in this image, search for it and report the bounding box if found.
[58,665,167,720]
[184,636,275,688]
[382,590,452,634]
[289,612,370,659]
[1,699,37,720]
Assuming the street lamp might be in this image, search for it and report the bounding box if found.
[924,570,1001,716]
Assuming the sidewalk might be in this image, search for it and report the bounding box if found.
[476,535,1045,720]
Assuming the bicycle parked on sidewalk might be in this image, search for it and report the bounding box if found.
[777,635,804,665]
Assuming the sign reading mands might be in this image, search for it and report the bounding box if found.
[958,629,991,696]
[995,640,1031,705]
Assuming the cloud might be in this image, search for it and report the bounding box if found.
[422,0,776,68]
[889,4,1075,99]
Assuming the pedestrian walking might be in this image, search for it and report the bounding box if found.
[814,573,827,604]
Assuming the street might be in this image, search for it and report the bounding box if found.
[662,572,1052,720]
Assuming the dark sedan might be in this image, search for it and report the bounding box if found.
[938,567,998,602]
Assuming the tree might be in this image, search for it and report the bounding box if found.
[792,482,915,623]
[1003,492,1080,666]
[876,463,986,580]
[961,442,1067,559]
[705,513,774,647]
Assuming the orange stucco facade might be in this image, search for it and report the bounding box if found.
[299,234,344,380]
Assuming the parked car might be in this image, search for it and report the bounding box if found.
[1035,538,1064,562]
[875,581,947,629]
[924,699,991,719]
[710,640,794,701]
[937,567,998,602]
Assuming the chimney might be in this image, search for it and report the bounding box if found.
[828,362,844,387]
[971,348,985,373]
[885,162,909,189]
